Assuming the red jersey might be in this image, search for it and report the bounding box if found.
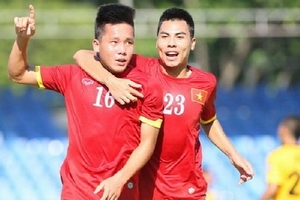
[36,64,163,200]
[131,55,217,200]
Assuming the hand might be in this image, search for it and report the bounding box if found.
[106,77,144,105]
[14,5,35,38]
[94,175,124,200]
[230,154,254,184]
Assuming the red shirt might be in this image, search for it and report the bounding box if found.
[37,64,163,200]
[132,55,217,200]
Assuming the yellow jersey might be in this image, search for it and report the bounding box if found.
[266,145,300,200]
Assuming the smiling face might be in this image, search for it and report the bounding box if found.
[156,20,196,77]
[93,23,134,74]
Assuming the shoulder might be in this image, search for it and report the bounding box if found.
[40,64,81,72]
[127,67,162,93]
[267,146,286,161]
[132,54,158,62]
[189,66,217,89]
[40,64,88,82]
[128,67,156,85]
[190,66,216,81]
[131,54,159,68]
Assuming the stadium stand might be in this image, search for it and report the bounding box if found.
[0,85,299,200]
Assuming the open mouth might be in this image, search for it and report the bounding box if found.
[165,52,179,60]
[116,58,127,66]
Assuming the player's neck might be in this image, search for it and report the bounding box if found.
[159,62,191,78]
[282,137,298,145]
[161,66,191,78]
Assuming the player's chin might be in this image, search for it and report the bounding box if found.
[111,65,128,73]
[164,61,179,68]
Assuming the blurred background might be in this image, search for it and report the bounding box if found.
[1,0,300,199]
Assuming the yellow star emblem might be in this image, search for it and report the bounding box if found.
[191,88,207,105]
[196,92,203,101]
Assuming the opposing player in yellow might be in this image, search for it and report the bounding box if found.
[260,115,300,200]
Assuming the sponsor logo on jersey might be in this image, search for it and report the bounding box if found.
[82,78,94,86]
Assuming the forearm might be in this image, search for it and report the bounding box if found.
[8,37,30,82]
[114,125,159,184]
[260,195,271,200]
[203,120,254,184]
[260,185,277,200]
[260,192,273,200]
[73,50,116,85]
[202,120,239,159]
[74,50,143,104]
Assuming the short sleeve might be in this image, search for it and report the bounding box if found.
[200,74,217,124]
[37,64,80,94]
[139,76,164,129]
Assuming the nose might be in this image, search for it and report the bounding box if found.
[117,43,126,55]
[167,37,176,47]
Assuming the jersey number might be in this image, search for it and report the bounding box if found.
[163,93,185,115]
[289,171,300,195]
[93,87,114,108]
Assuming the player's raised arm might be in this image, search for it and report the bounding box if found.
[8,4,37,85]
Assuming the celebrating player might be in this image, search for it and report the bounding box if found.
[74,7,254,200]
[8,4,164,200]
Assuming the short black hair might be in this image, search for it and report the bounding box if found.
[157,7,195,38]
[94,3,135,39]
[281,115,300,140]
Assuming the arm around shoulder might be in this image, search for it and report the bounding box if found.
[73,49,114,85]
[73,49,144,104]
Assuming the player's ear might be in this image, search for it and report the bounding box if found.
[92,39,100,52]
[190,38,196,50]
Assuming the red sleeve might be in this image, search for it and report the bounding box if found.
[200,73,217,123]
[140,76,164,128]
[38,64,80,94]
[130,54,158,74]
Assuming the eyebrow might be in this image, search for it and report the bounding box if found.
[109,37,134,41]
[159,31,187,36]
